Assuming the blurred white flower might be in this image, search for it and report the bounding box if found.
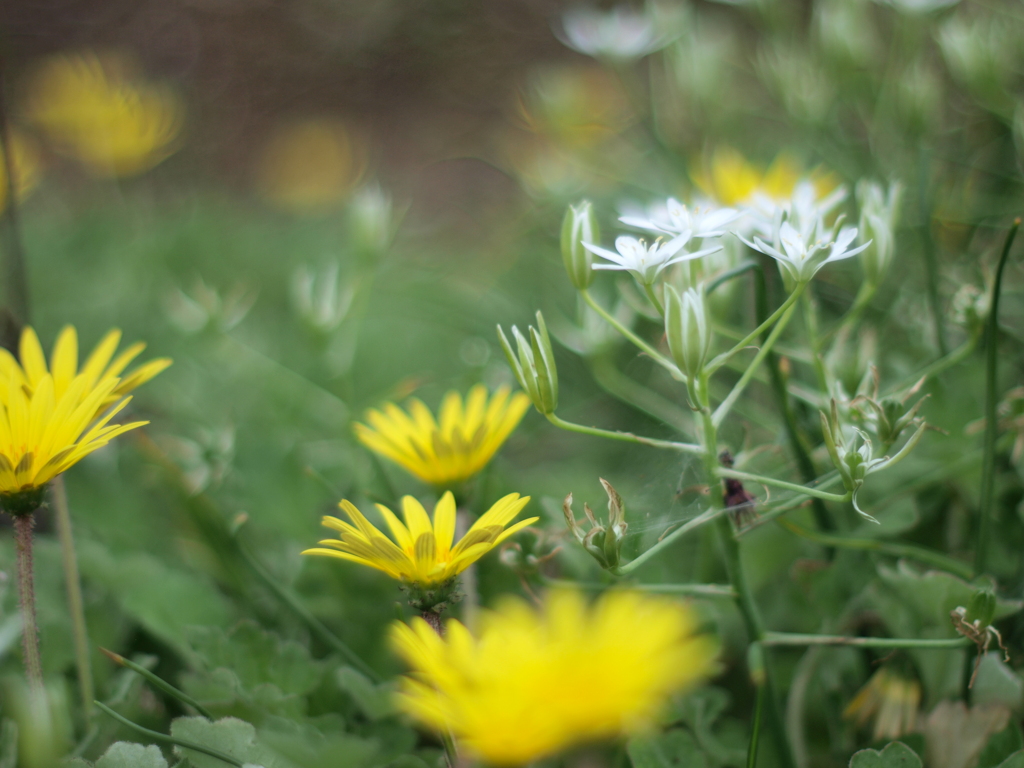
[557,4,682,60]
[740,219,868,284]
[164,278,258,335]
[856,180,902,286]
[584,234,720,285]
[619,198,743,239]
[349,184,396,261]
[747,180,847,239]
[291,261,355,334]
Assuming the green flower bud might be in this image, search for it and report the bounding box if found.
[561,200,600,290]
[562,478,628,570]
[498,310,558,415]
[665,284,711,381]
[966,588,997,629]
[856,180,901,286]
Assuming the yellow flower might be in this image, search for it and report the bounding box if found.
[390,589,718,766]
[354,384,531,487]
[692,146,839,207]
[843,666,921,742]
[0,326,170,510]
[304,491,536,585]
[24,51,182,177]
[0,130,43,211]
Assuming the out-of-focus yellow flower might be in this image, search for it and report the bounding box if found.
[256,119,365,212]
[843,666,921,742]
[0,130,42,211]
[0,325,169,512]
[692,147,839,207]
[354,384,530,487]
[390,589,718,765]
[303,490,536,585]
[518,66,633,148]
[24,52,183,178]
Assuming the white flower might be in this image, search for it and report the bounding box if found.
[620,198,743,239]
[740,219,869,284]
[872,0,959,13]
[747,180,848,239]
[558,5,678,60]
[856,180,901,286]
[584,234,720,285]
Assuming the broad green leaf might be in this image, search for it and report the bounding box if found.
[978,724,1024,768]
[974,653,1024,712]
[95,742,169,768]
[336,666,398,721]
[170,716,295,768]
[628,729,707,768]
[849,741,922,768]
[993,752,1024,768]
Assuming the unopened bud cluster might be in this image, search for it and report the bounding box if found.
[665,285,711,382]
[498,311,559,415]
[563,478,627,569]
[561,200,600,290]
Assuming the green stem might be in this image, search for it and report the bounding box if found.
[747,676,765,768]
[546,413,702,454]
[918,148,948,356]
[642,282,665,316]
[752,266,834,535]
[94,702,244,767]
[580,289,680,376]
[712,299,801,428]
[99,648,213,719]
[589,355,694,435]
[716,468,852,503]
[888,333,980,397]
[611,506,726,576]
[800,292,829,392]
[777,519,973,579]
[823,282,876,343]
[236,541,380,681]
[14,513,42,695]
[762,632,970,649]
[706,262,759,296]
[706,284,805,374]
[52,477,94,721]
[974,217,1020,576]
[542,578,737,598]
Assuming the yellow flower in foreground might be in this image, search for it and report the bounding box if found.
[354,384,531,486]
[0,326,170,511]
[390,589,719,766]
[304,491,537,585]
[24,51,182,177]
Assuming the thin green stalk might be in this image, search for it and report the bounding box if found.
[99,648,213,719]
[974,217,1020,576]
[642,282,665,316]
[589,355,694,435]
[14,513,42,694]
[800,292,829,392]
[762,632,970,649]
[580,289,680,375]
[888,333,980,397]
[823,282,876,344]
[706,261,759,296]
[545,413,702,454]
[712,300,800,428]
[94,702,244,767]
[918,148,948,356]
[752,265,833,537]
[542,578,736,598]
[777,519,973,579]
[707,283,805,374]
[52,477,94,721]
[716,468,852,503]
[236,541,380,681]
[612,506,727,576]
[747,676,765,768]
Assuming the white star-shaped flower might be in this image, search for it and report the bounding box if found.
[619,198,743,239]
[584,234,720,285]
[739,220,869,284]
[558,5,678,60]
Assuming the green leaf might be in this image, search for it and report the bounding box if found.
[974,653,1024,713]
[95,742,169,768]
[849,741,922,768]
[993,751,1024,768]
[336,666,398,721]
[628,729,707,768]
[170,716,295,768]
[978,723,1024,768]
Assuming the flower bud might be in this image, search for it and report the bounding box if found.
[856,180,901,286]
[291,261,355,334]
[966,587,997,629]
[561,200,600,290]
[562,478,628,569]
[665,285,711,381]
[497,310,558,415]
[349,184,395,266]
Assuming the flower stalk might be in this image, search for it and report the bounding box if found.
[14,511,43,694]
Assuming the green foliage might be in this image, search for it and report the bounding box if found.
[849,742,922,768]
[628,729,708,768]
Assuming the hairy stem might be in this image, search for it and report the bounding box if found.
[762,632,969,649]
[717,468,851,503]
[53,477,94,720]
[546,413,702,453]
[580,289,680,376]
[14,513,43,694]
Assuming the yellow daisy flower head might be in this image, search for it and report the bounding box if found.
[24,51,183,178]
[390,589,719,766]
[0,326,171,514]
[303,490,537,587]
[354,384,531,487]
